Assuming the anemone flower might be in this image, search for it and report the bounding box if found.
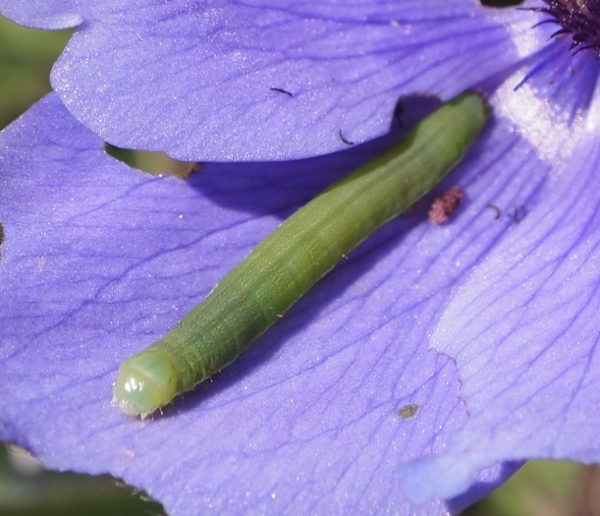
[1,0,599,514]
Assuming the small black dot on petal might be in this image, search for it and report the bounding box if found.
[480,0,524,7]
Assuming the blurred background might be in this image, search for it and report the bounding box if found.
[1,3,598,515]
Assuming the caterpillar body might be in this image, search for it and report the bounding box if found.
[113,92,489,418]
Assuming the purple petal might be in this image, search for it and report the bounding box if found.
[0,0,82,29]
[0,93,541,513]
[400,98,600,502]
[1,0,531,160]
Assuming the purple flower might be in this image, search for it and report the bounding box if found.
[1,0,599,514]
[0,0,525,160]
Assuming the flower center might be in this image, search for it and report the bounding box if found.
[537,0,600,53]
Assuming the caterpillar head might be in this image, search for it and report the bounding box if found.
[113,348,178,418]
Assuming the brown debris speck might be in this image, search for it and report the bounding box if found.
[428,186,464,225]
[486,203,501,219]
[397,403,420,419]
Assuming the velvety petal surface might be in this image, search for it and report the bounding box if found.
[399,55,600,501]
[0,0,81,29]
[0,91,543,514]
[0,1,540,160]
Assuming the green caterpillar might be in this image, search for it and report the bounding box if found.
[113,91,489,418]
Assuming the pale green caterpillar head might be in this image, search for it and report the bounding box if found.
[113,348,178,418]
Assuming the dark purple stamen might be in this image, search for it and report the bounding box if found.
[528,1,600,53]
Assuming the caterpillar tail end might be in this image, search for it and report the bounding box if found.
[113,349,178,418]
